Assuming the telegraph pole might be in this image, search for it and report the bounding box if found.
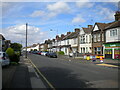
[25,23,28,58]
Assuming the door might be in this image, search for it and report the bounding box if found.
[114,49,120,59]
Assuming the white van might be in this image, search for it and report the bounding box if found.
[0,52,10,66]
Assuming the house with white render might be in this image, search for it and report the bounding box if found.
[79,25,93,54]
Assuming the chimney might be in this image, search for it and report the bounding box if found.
[114,11,120,21]
[67,32,71,35]
[61,34,65,38]
[88,25,93,29]
[74,28,80,32]
[56,35,59,40]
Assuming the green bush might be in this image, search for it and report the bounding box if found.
[58,51,64,55]
[6,48,20,63]
[6,48,15,56]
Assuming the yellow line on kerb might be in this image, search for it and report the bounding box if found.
[96,63,118,67]
[28,57,56,90]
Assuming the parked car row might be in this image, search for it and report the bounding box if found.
[29,51,57,58]
[0,52,10,67]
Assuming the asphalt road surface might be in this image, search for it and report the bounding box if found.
[28,53,118,88]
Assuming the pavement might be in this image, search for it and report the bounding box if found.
[2,56,47,89]
[2,54,119,89]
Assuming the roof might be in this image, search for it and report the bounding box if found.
[104,20,120,30]
[82,27,92,34]
[63,31,79,40]
[0,34,5,40]
[96,23,110,30]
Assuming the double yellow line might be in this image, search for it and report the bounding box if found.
[96,63,118,67]
[27,57,56,90]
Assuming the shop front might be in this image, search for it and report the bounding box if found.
[103,42,120,59]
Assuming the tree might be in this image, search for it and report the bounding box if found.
[10,43,22,51]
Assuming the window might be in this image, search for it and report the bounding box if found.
[94,47,97,54]
[93,34,97,42]
[81,48,82,53]
[83,48,85,53]
[67,40,69,45]
[97,47,101,54]
[97,47,101,51]
[83,36,85,43]
[74,38,77,44]
[86,47,88,53]
[97,34,100,42]
[102,33,104,41]
[89,35,91,43]
[86,36,88,43]
[80,35,85,44]
[110,29,117,36]
[80,36,82,44]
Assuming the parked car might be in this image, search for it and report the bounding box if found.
[49,52,57,58]
[31,51,38,54]
[37,51,42,55]
[46,52,51,56]
[0,52,10,66]
[69,53,73,57]
[41,52,48,56]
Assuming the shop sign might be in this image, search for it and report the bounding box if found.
[104,43,120,47]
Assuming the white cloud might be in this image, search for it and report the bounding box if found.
[47,2,70,13]
[2,0,120,2]
[30,10,46,17]
[76,0,94,8]
[30,2,71,19]
[72,14,86,23]
[2,25,49,46]
[97,6,115,20]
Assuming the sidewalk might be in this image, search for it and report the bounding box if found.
[2,56,46,89]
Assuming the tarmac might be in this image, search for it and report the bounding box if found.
[2,55,119,89]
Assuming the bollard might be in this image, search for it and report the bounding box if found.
[84,55,87,60]
[92,55,96,62]
[86,56,90,60]
[100,56,103,62]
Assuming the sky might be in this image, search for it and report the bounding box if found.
[0,0,119,47]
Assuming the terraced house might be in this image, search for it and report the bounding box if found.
[91,22,110,56]
[79,25,93,54]
[103,11,120,59]
[0,34,11,51]
[60,29,80,55]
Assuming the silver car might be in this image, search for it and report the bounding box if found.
[0,52,10,66]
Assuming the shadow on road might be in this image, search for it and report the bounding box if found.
[39,67,92,88]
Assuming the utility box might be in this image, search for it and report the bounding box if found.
[0,62,2,90]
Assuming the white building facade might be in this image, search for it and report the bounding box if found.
[79,26,92,54]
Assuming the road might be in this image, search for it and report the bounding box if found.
[28,53,118,88]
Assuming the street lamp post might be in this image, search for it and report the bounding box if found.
[25,23,28,58]
[50,29,58,53]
